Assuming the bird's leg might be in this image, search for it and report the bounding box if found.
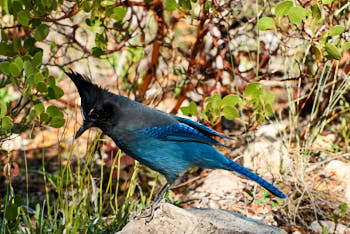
[152,182,170,205]
[137,183,170,221]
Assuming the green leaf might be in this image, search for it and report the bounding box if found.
[49,116,65,128]
[50,41,56,53]
[23,0,33,12]
[0,89,7,99]
[95,34,107,50]
[112,6,127,22]
[36,82,47,92]
[312,46,322,61]
[322,0,332,4]
[181,101,197,116]
[2,116,13,130]
[180,106,189,116]
[202,111,208,121]
[0,61,10,75]
[0,0,9,14]
[206,94,221,103]
[0,42,15,56]
[9,2,22,16]
[329,25,345,37]
[311,4,321,20]
[341,42,350,51]
[34,102,45,115]
[258,113,265,123]
[13,37,21,52]
[101,0,114,7]
[272,199,281,208]
[287,6,307,24]
[17,10,30,26]
[132,48,145,62]
[82,1,91,12]
[85,18,92,26]
[49,86,64,99]
[22,54,31,61]
[14,56,23,72]
[188,102,197,116]
[245,82,263,98]
[14,195,22,207]
[31,19,41,27]
[42,67,49,77]
[23,86,32,99]
[204,1,212,11]
[48,76,55,87]
[51,0,58,10]
[1,29,8,43]
[263,92,275,105]
[265,104,273,116]
[222,106,238,120]
[165,0,178,11]
[24,38,41,55]
[325,42,341,60]
[275,1,293,17]
[34,24,49,41]
[34,72,45,84]
[29,109,37,121]
[9,62,20,77]
[23,61,38,78]
[91,47,103,57]
[0,100,7,117]
[32,51,43,68]
[46,105,64,118]
[179,0,191,10]
[40,112,50,123]
[5,203,18,220]
[222,94,242,107]
[204,94,221,114]
[258,17,275,30]
[340,203,347,215]
[92,0,101,8]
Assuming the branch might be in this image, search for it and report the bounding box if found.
[170,7,209,114]
[138,0,165,97]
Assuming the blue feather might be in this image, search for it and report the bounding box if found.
[225,161,286,199]
[175,116,232,140]
[140,123,229,148]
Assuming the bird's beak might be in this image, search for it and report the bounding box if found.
[75,121,93,139]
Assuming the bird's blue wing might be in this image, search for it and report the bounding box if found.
[138,122,230,148]
[174,116,232,140]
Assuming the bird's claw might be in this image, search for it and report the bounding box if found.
[134,198,170,222]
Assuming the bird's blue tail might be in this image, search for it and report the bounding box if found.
[226,160,286,198]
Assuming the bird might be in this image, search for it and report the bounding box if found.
[66,71,286,210]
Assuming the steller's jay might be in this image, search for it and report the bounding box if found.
[66,71,286,209]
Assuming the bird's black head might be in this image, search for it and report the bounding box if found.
[65,71,116,139]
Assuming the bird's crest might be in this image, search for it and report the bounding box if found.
[65,70,106,115]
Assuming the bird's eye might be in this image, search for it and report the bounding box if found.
[90,112,99,119]
[88,108,99,119]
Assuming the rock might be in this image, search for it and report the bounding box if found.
[312,134,336,151]
[118,203,286,234]
[184,170,244,210]
[243,123,289,177]
[309,220,350,234]
[179,170,279,226]
[0,134,30,151]
[195,170,243,197]
[325,160,350,202]
[325,160,350,182]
